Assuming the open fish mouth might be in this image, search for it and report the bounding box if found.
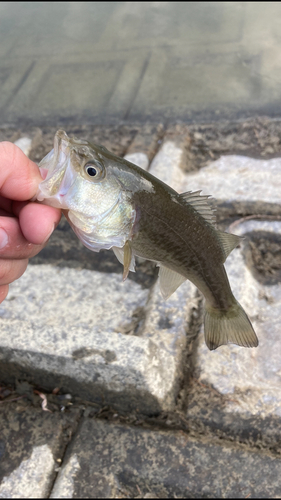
[36,131,76,209]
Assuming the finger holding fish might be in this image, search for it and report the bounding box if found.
[0,141,43,200]
[15,201,61,246]
[0,141,61,303]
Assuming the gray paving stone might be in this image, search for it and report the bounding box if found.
[0,262,196,415]
[149,140,185,192]
[3,3,281,123]
[98,2,244,52]
[125,123,164,161]
[181,155,281,215]
[192,220,281,419]
[142,279,197,407]
[130,45,264,122]
[5,54,137,121]
[0,61,33,111]
[0,402,79,498]
[50,417,281,498]
[124,152,149,171]
[13,137,32,156]
[186,378,281,453]
[148,127,192,190]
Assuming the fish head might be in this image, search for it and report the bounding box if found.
[37,130,121,214]
[36,130,137,251]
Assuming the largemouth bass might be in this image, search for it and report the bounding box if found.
[36,130,258,350]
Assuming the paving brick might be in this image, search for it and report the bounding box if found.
[0,61,34,111]
[124,152,149,171]
[99,2,244,52]
[14,137,32,156]
[0,261,196,415]
[0,265,150,414]
[143,279,197,407]
[181,155,281,216]
[50,417,281,498]
[149,140,186,192]
[128,44,265,122]
[0,4,114,59]
[125,123,164,161]
[3,3,281,123]
[0,401,79,498]
[186,379,281,453]
[5,52,150,124]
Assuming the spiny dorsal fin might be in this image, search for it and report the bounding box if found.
[217,231,242,262]
[158,265,186,300]
[178,190,217,226]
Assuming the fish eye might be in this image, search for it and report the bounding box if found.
[84,161,104,179]
[86,165,97,177]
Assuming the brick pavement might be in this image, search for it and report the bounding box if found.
[0,124,281,496]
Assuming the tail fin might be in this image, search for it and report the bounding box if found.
[204,300,258,350]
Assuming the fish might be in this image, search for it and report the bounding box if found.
[35,130,258,351]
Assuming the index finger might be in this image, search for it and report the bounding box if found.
[0,142,43,201]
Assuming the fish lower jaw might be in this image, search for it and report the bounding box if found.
[36,192,69,210]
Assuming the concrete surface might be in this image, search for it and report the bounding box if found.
[2,3,281,124]
[181,155,281,216]
[51,418,281,498]
[0,264,196,414]
[0,402,80,498]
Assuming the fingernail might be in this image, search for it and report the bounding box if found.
[42,223,56,244]
[0,228,8,249]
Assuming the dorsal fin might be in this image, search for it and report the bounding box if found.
[217,231,242,262]
[178,190,217,226]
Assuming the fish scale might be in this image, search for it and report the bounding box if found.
[131,190,233,310]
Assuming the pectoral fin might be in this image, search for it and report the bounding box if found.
[158,265,186,299]
[123,241,132,281]
[112,242,135,281]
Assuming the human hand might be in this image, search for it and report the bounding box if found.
[0,141,61,303]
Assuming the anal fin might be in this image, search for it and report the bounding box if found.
[158,265,186,299]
